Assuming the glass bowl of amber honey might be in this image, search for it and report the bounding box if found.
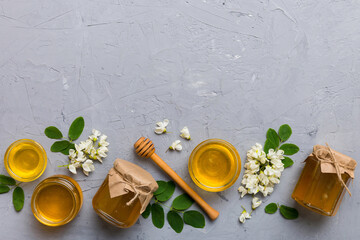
[188,139,241,192]
[31,175,83,227]
[4,139,47,182]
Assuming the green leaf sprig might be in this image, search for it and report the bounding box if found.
[264,124,299,168]
[44,117,85,155]
[142,180,205,233]
[264,203,299,219]
[0,174,24,212]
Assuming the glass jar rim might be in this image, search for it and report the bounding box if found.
[4,139,47,182]
[188,138,241,192]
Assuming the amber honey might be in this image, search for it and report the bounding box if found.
[188,139,241,192]
[4,139,47,182]
[292,157,350,216]
[92,176,142,228]
[31,175,83,226]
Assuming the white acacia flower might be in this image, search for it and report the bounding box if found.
[98,147,108,156]
[264,165,274,176]
[269,177,280,184]
[239,210,251,223]
[75,143,83,153]
[169,140,182,151]
[69,164,77,174]
[99,145,108,152]
[258,172,269,185]
[96,147,108,163]
[89,129,101,141]
[89,148,97,160]
[244,160,260,173]
[244,174,259,190]
[267,149,285,160]
[272,168,282,178]
[247,143,263,158]
[84,139,95,154]
[238,186,247,198]
[76,151,87,162]
[98,135,109,147]
[69,149,77,159]
[154,119,169,134]
[252,197,262,209]
[259,185,274,197]
[82,160,95,176]
[271,159,284,171]
[247,185,259,195]
[180,126,191,140]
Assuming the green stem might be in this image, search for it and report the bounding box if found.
[58,164,69,168]
[11,182,21,190]
[155,199,171,209]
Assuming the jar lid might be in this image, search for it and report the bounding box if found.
[310,144,357,178]
[108,159,158,213]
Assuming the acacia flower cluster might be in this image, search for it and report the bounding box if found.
[67,129,109,176]
[238,143,284,198]
[238,143,284,223]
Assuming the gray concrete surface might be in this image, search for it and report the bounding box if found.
[0,0,360,239]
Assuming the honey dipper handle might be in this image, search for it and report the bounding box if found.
[150,153,219,221]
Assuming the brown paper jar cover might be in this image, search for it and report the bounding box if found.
[292,144,357,216]
[92,159,158,228]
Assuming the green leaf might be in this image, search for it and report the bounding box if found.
[183,210,205,228]
[279,143,299,155]
[50,140,71,152]
[13,186,24,212]
[167,211,184,233]
[151,203,164,228]
[68,116,85,141]
[264,139,277,154]
[0,184,10,193]
[156,181,175,202]
[278,124,292,142]
[266,128,280,148]
[0,175,16,186]
[60,143,75,155]
[265,203,278,214]
[142,203,152,219]
[44,126,63,139]
[172,194,194,211]
[154,181,167,196]
[279,205,299,219]
[282,156,294,168]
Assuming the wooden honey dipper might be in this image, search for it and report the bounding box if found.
[134,137,219,221]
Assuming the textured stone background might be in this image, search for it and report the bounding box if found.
[0,0,360,239]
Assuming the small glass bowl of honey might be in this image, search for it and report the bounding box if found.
[31,175,83,227]
[4,139,47,182]
[188,139,241,192]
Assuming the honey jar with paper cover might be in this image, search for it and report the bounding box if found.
[92,159,158,228]
[292,144,357,216]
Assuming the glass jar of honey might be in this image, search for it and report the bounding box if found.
[292,145,356,216]
[188,139,241,192]
[92,159,158,228]
[4,139,47,182]
[31,175,83,226]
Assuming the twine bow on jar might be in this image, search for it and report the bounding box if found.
[312,143,356,196]
[108,159,158,213]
